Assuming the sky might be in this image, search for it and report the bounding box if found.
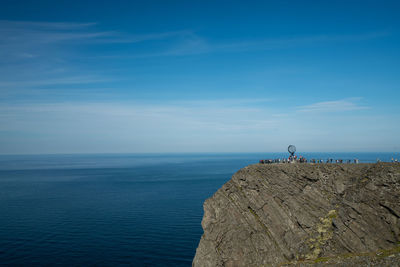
[0,0,399,154]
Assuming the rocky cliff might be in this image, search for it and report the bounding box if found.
[193,163,400,266]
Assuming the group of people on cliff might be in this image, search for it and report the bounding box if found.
[259,157,360,164]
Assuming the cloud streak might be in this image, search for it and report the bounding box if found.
[297,98,369,113]
[0,20,97,29]
[0,20,187,44]
[128,31,390,58]
[0,75,110,89]
[0,20,193,63]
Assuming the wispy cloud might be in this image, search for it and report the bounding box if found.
[116,31,390,58]
[0,20,192,61]
[106,30,193,44]
[0,21,197,95]
[0,21,193,98]
[297,98,369,113]
[0,75,110,89]
[171,98,272,107]
[0,20,97,29]
[0,19,389,60]
[0,20,187,43]
[0,21,109,48]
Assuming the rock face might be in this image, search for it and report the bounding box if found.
[193,163,400,266]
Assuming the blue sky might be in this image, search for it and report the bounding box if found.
[0,0,399,154]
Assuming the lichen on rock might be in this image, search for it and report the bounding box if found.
[304,209,337,260]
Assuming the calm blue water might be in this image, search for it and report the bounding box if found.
[0,152,398,266]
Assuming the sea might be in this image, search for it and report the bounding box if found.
[0,152,398,266]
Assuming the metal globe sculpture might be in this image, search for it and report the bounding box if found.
[288,145,296,157]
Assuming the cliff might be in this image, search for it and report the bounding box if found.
[193,163,400,266]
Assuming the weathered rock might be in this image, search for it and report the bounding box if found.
[193,163,400,266]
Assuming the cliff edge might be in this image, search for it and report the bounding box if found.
[193,163,400,266]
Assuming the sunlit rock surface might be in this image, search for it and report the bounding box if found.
[193,163,400,266]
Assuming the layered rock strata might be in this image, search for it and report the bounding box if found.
[193,163,400,266]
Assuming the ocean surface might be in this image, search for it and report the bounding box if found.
[0,152,398,266]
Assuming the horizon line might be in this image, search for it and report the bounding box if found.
[0,151,399,156]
